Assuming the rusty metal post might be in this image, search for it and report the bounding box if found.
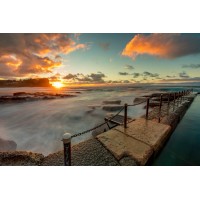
[167,93,170,115]
[146,98,150,120]
[173,92,176,111]
[158,94,163,123]
[62,133,72,166]
[124,103,128,128]
[181,91,183,103]
[168,93,170,107]
[177,92,180,107]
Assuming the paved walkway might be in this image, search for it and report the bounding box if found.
[97,118,171,165]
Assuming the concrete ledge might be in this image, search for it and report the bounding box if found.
[116,118,171,152]
[97,128,153,165]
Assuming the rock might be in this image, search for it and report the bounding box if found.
[0,92,77,104]
[102,100,121,105]
[88,105,102,109]
[13,92,27,96]
[134,97,146,104]
[143,101,160,109]
[0,151,44,166]
[119,156,138,166]
[0,138,17,151]
[43,96,56,100]
[102,105,124,111]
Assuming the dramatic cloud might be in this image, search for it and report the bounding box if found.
[63,72,106,83]
[182,64,200,69]
[99,42,110,50]
[119,72,130,76]
[124,64,134,70]
[0,33,86,77]
[122,33,200,59]
[179,71,190,78]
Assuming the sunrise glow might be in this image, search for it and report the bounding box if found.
[52,81,64,88]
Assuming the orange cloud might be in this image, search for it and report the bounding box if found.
[0,34,86,77]
[122,33,200,59]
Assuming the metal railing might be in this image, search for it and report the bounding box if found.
[144,89,192,123]
[62,88,193,165]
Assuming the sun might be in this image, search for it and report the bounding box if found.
[52,81,64,88]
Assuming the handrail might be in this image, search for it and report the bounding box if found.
[70,89,193,139]
[62,88,193,165]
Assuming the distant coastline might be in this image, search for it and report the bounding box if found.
[0,78,52,87]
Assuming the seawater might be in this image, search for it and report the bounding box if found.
[0,85,199,156]
[153,95,200,166]
[0,86,154,155]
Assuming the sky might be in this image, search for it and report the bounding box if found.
[1,33,200,86]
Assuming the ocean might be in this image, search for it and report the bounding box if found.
[0,85,199,155]
[153,94,200,165]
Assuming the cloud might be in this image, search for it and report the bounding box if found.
[166,75,176,78]
[63,72,106,83]
[124,64,134,70]
[107,80,131,84]
[132,72,140,78]
[143,71,159,77]
[49,73,61,82]
[0,33,86,77]
[179,71,190,78]
[63,73,78,80]
[119,72,130,76]
[131,71,160,79]
[158,77,200,83]
[121,33,200,59]
[122,80,130,83]
[99,42,110,50]
[182,64,200,69]
[88,72,106,82]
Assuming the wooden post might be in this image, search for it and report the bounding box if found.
[158,94,163,123]
[146,98,150,120]
[124,103,128,128]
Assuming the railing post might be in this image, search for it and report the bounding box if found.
[167,93,170,114]
[146,98,150,120]
[158,94,163,123]
[168,93,170,107]
[177,92,180,107]
[173,92,176,111]
[124,103,128,128]
[181,91,183,104]
[62,133,72,166]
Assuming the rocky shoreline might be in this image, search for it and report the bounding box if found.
[0,91,78,104]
